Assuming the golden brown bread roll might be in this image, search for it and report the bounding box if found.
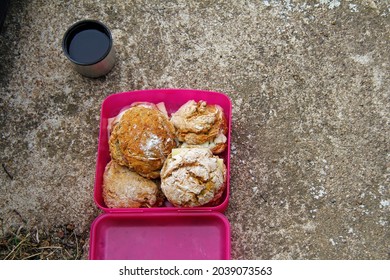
[160,148,226,207]
[109,102,177,179]
[103,160,164,208]
[170,100,228,154]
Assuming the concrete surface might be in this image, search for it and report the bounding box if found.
[0,0,389,259]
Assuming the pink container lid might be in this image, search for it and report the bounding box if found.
[89,212,231,260]
[93,88,232,213]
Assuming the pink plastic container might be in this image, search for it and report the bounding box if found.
[90,89,232,260]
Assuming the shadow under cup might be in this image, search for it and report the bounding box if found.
[62,20,116,78]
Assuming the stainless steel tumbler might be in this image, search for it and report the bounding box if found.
[62,20,116,78]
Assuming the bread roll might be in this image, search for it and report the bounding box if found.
[103,160,164,208]
[109,102,177,179]
[160,148,226,207]
[170,100,228,154]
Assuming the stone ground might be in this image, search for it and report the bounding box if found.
[0,0,389,259]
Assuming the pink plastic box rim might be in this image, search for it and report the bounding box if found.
[93,88,232,213]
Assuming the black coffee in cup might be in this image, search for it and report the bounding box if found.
[62,20,116,78]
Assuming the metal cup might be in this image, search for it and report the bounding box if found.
[62,20,116,78]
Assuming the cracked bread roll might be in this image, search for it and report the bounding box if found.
[160,148,226,207]
[170,100,228,154]
[109,102,177,179]
[103,160,164,208]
